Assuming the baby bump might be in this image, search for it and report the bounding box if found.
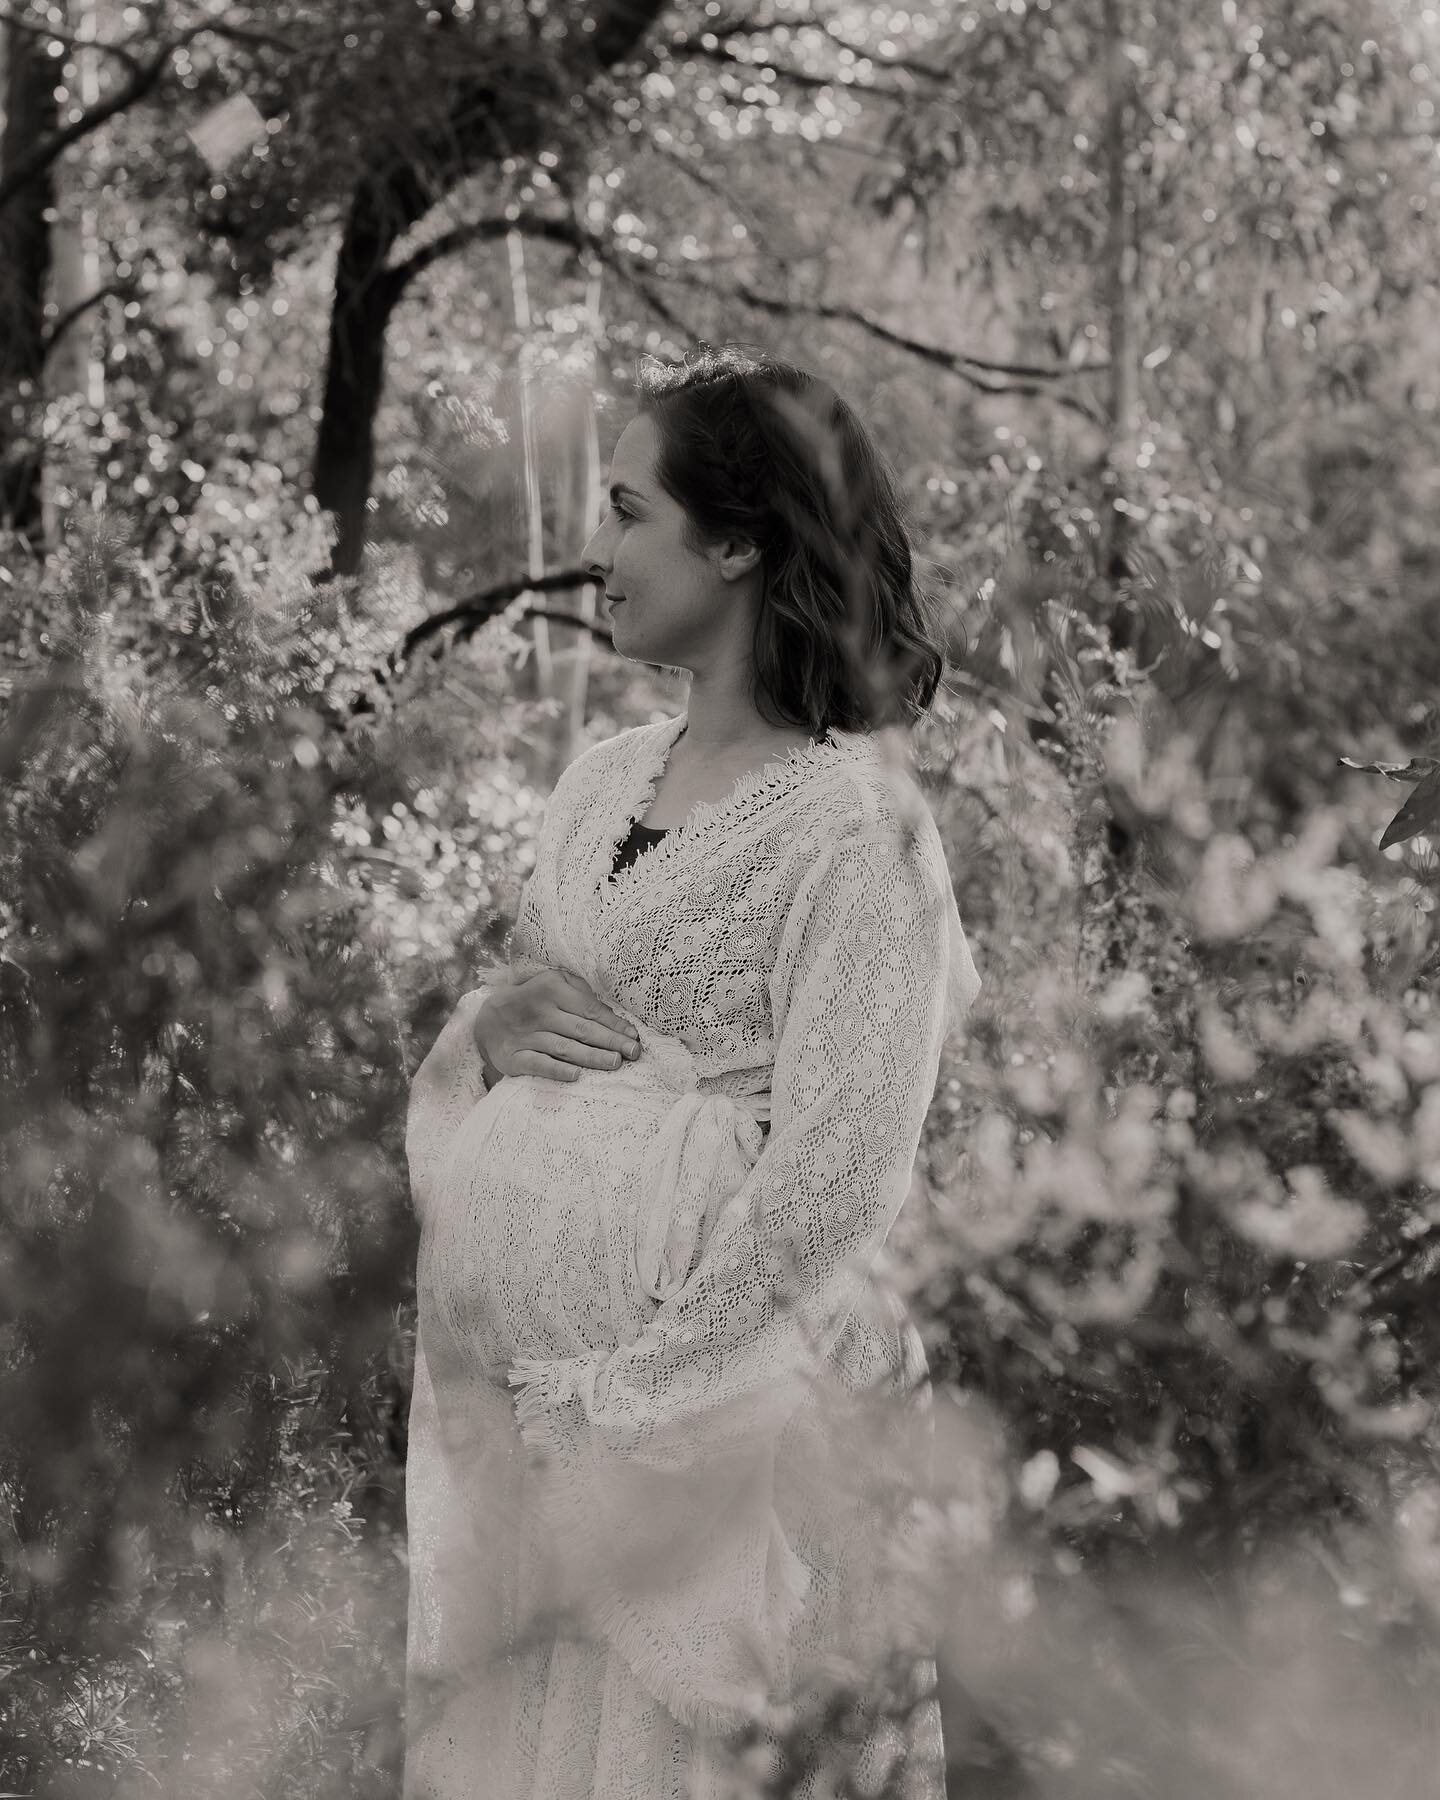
[419,1062,769,1382]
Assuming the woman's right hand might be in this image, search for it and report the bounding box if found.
[473,969,642,1085]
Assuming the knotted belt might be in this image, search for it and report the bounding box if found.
[611,1029,774,1305]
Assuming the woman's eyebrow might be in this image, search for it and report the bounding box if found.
[609,482,646,505]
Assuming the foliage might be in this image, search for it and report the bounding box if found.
[891,562,1440,1794]
[715,537,1440,1796]
[5,0,1440,1793]
[0,512,558,1795]
[7,455,1440,1796]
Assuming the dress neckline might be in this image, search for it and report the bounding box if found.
[598,711,867,901]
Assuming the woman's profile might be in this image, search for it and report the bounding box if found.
[403,344,983,1800]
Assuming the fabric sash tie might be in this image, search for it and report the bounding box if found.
[622,1031,773,1304]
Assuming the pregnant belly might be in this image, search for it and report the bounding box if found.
[418,1063,769,1387]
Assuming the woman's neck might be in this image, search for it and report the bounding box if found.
[675,690,822,761]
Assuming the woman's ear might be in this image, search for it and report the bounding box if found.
[713,536,762,584]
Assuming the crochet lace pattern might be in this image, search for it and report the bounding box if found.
[403,711,983,1800]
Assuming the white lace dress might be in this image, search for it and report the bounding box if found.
[403,713,982,1800]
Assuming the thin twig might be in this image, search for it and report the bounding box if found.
[41,281,127,357]
[668,32,917,102]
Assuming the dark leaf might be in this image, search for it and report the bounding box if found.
[1379,764,1440,850]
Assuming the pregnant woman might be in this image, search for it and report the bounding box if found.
[403,344,983,1800]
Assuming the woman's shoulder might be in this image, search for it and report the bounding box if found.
[806,732,944,840]
[553,715,673,793]
[784,741,957,913]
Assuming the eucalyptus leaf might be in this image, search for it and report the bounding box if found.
[1379,764,1440,850]
[1338,756,1440,784]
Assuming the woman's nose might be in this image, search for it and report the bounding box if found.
[581,519,609,577]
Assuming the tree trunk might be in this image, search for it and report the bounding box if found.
[1092,0,1147,877]
[45,0,106,543]
[310,182,414,577]
[1099,0,1140,607]
[309,0,667,581]
[0,19,59,549]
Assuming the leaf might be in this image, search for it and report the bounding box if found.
[1338,756,1440,783]
[1379,764,1440,850]
[1072,1445,1145,1498]
[1175,546,1227,627]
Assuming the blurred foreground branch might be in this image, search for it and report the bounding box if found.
[348,567,601,722]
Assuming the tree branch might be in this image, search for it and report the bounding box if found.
[388,211,585,291]
[0,4,145,75]
[387,203,703,344]
[649,136,774,249]
[794,132,908,171]
[805,23,951,85]
[381,198,1107,434]
[667,32,917,101]
[696,11,951,83]
[519,604,614,641]
[0,35,173,212]
[603,253,1110,426]
[192,21,300,58]
[349,568,599,718]
[730,279,1103,389]
[0,16,298,214]
[40,280,127,356]
[594,254,704,340]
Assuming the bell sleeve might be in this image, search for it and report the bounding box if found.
[404,774,573,1216]
[504,819,982,1735]
[405,970,516,1218]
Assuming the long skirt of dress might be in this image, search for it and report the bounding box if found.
[404,1061,948,1800]
[405,1316,947,1800]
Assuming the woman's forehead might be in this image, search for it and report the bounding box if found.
[609,412,660,488]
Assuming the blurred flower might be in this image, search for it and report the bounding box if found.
[1231,1164,1365,1261]
[1329,1109,1411,1187]
[1094,969,1152,1022]
[1018,1450,1061,1510]
[1188,832,1279,940]
[1197,997,1258,1082]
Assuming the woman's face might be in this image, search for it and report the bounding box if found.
[580,411,758,674]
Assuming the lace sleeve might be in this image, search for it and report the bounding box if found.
[504,822,976,1734]
[405,746,585,1213]
[404,973,513,1218]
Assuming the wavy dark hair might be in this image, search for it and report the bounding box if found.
[634,343,949,739]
